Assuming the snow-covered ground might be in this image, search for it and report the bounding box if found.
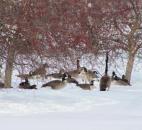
[0,59,142,130]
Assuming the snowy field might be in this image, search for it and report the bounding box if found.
[0,61,142,130]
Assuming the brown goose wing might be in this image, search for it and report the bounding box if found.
[42,80,62,87]
[46,73,63,79]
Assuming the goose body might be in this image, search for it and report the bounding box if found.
[112,72,130,86]
[19,79,30,89]
[19,79,37,89]
[112,80,130,86]
[77,80,95,90]
[28,85,37,89]
[42,80,67,89]
[100,75,111,91]
[42,74,67,89]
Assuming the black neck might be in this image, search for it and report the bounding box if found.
[77,59,80,69]
[105,52,109,75]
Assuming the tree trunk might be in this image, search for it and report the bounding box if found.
[0,63,2,78]
[125,52,135,83]
[4,46,15,88]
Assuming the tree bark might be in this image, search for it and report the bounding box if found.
[125,51,135,83]
[4,46,15,88]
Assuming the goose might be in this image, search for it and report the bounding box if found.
[29,63,48,78]
[100,52,111,91]
[28,85,37,89]
[77,59,80,69]
[79,67,100,83]
[112,72,131,86]
[111,71,121,80]
[111,72,130,86]
[76,80,96,90]
[19,78,37,89]
[42,73,67,89]
[19,78,30,89]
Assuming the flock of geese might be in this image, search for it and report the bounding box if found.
[19,66,99,90]
[18,54,131,91]
[0,53,130,90]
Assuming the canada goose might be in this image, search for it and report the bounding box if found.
[77,59,80,69]
[100,52,111,91]
[42,73,67,89]
[66,75,78,84]
[111,71,121,81]
[19,78,37,89]
[45,69,65,79]
[111,72,130,86]
[76,80,96,90]
[29,63,48,78]
[19,78,30,89]
[79,67,100,83]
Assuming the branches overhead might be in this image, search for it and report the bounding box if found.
[0,0,142,62]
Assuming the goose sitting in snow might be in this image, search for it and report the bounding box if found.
[42,73,67,89]
[111,71,121,81]
[76,80,96,90]
[111,71,130,86]
[19,78,37,89]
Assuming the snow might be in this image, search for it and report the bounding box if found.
[0,83,142,130]
[0,61,142,130]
